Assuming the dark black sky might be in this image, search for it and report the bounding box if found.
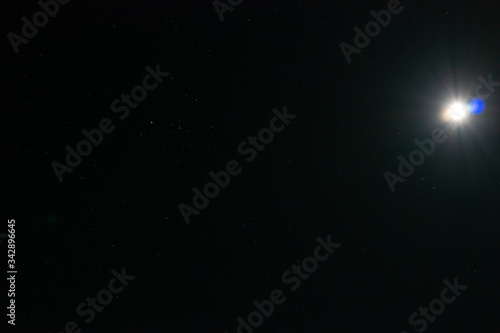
[3,0,500,332]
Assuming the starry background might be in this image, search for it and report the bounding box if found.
[2,0,500,332]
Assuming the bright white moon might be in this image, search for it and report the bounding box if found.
[446,102,468,122]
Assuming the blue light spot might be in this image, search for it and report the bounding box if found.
[469,98,485,114]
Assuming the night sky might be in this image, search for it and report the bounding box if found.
[3,0,500,332]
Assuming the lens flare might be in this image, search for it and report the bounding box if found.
[468,98,485,114]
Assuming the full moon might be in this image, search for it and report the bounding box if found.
[445,102,468,122]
